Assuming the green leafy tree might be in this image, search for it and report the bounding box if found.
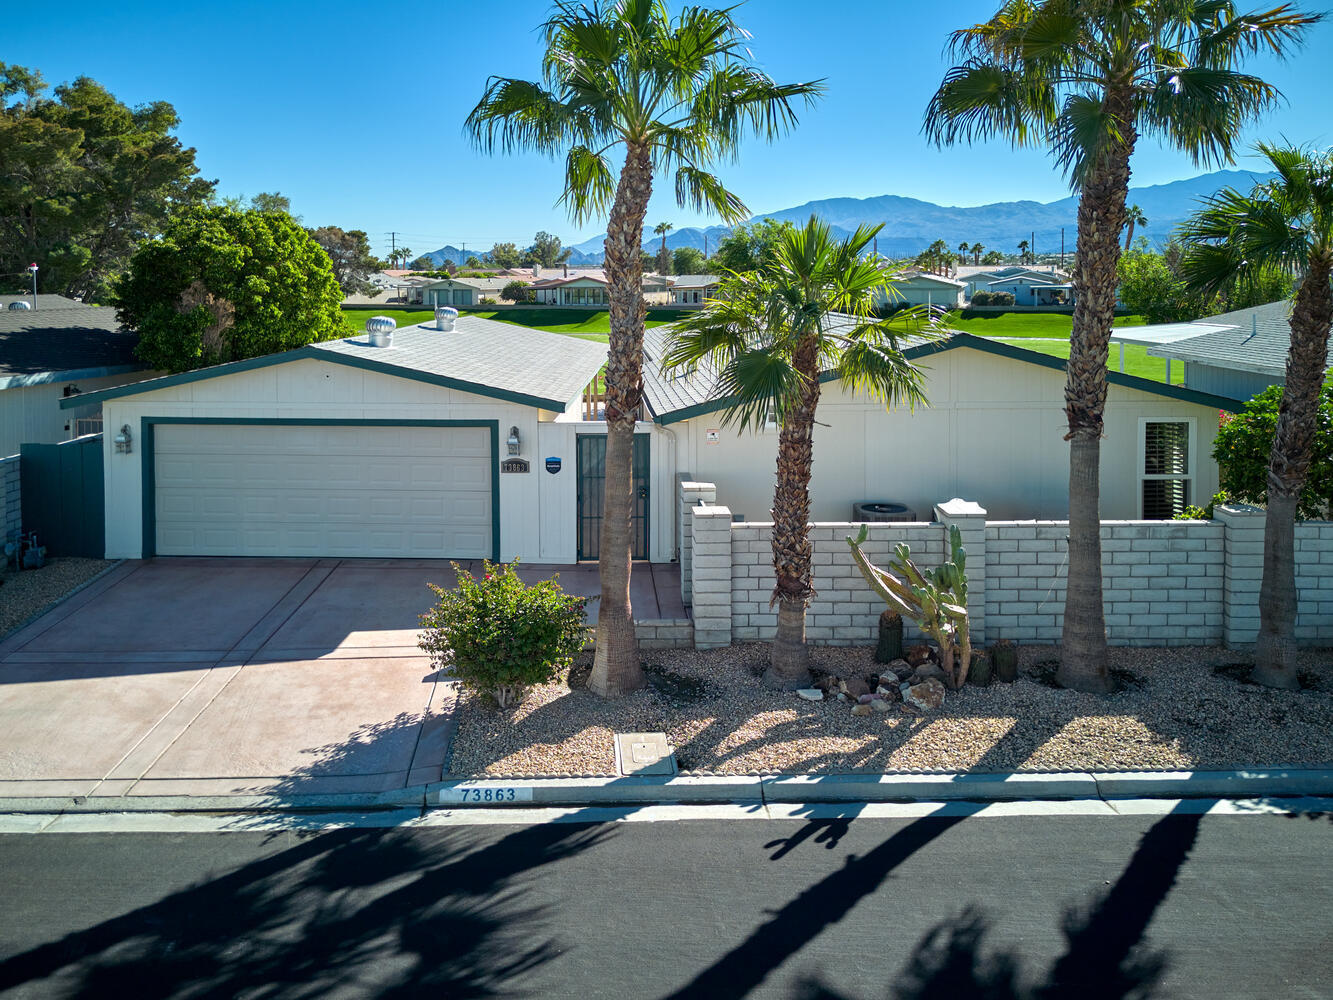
[665,218,931,687]
[409,254,435,271]
[0,64,214,301]
[488,241,522,268]
[526,230,572,268]
[672,245,706,274]
[467,0,821,697]
[308,226,380,296]
[1116,245,1200,323]
[116,206,344,374]
[500,279,530,303]
[925,0,1317,692]
[711,218,797,274]
[1213,384,1333,520]
[1179,143,1333,689]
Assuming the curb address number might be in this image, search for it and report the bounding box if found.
[441,785,534,804]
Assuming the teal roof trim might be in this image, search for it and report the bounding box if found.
[652,332,1243,424]
[60,345,579,412]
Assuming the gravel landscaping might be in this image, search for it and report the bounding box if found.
[446,642,1333,777]
[0,557,113,638]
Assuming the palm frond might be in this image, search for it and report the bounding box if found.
[558,146,617,225]
[674,165,747,223]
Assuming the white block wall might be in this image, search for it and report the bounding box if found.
[676,483,1333,651]
[985,520,1225,645]
[1,454,19,546]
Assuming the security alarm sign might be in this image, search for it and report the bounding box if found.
[705,429,720,444]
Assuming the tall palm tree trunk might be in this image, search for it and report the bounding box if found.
[1057,87,1135,694]
[1254,254,1333,689]
[766,332,821,689]
[1124,220,1135,250]
[588,143,652,697]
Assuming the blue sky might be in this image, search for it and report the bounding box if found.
[9,0,1331,258]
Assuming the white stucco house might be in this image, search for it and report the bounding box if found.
[403,275,525,307]
[876,272,967,311]
[669,274,721,305]
[67,312,1237,564]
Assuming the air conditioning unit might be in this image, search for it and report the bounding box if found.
[852,501,917,522]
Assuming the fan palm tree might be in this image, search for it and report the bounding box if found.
[663,217,934,687]
[971,242,984,264]
[466,0,822,697]
[925,0,1318,692]
[1125,204,1149,249]
[958,241,971,264]
[1017,238,1030,264]
[655,221,674,253]
[1178,143,1333,690]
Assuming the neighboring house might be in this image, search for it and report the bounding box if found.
[983,274,1063,306]
[1144,300,1333,401]
[532,273,611,305]
[639,320,1234,524]
[68,314,1237,565]
[875,272,966,310]
[405,274,529,307]
[0,295,156,457]
[669,274,721,306]
[956,265,1071,300]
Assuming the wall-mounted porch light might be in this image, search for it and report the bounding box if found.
[507,426,522,455]
[114,424,133,454]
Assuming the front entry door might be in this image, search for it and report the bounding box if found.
[576,434,649,560]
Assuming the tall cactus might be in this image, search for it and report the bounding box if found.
[846,524,973,689]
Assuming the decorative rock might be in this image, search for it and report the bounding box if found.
[911,662,948,685]
[796,688,825,702]
[871,698,894,712]
[905,677,946,711]
[876,684,902,702]
[839,675,871,699]
[887,659,912,676]
[857,693,875,705]
[906,645,933,667]
[850,703,873,717]
[837,692,849,703]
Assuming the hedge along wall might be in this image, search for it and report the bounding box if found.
[677,482,1333,650]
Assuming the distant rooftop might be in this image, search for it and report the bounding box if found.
[0,301,144,390]
[1145,300,1333,378]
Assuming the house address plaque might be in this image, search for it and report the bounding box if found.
[501,458,530,474]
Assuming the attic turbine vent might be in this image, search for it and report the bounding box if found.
[365,315,396,348]
[7,301,32,311]
[435,306,459,331]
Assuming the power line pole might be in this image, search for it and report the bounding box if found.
[1061,228,1065,269]
[386,232,398,266]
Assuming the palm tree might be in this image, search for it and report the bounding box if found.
[971,242,984,264]
[1016,239,1030,264]
[1125,204,1148,249]
[958,241,971,264]
[467,1,822,696]
[1178,143,1333,690]
[655,221,674,254]
[663,218,933,687]
[925,0,1317,692]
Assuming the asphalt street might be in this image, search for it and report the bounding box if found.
[0,805,1329,999]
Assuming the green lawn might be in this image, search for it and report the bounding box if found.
[993,338,1179,383]
[341,307,688,345]
[892,310,1147,339]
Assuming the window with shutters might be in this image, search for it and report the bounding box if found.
[1140,419,1194,519]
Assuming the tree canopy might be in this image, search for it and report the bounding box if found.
[709,218,794,274]
[309,226,381,297]
[525,231,572,268]
[672,245,706,275]
[1215,384,1333,520]
[0,63,214,301]
[117,206,345,374]
[488,242,522,268]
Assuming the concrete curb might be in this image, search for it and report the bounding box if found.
[3,769,1332,815]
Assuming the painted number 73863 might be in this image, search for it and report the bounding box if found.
[442,786,533,804]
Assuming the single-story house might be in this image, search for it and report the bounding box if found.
[1143,300,1333,401]
[876,272,966,310]
[983,274,1061,306]
[956,266,1071,300]
[64,313,1237,565]
[532,273,610,305]
[0,295,157,456]
[404,275,527,307]
[669,274,721,306]
[639,319,1235,525]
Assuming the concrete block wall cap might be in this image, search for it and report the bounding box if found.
[935,498,988,518]
[1215,503,1265,516]
[679,481,716,491]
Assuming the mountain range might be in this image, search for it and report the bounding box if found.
[427,168,1273,267]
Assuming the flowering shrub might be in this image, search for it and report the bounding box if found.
[418,560,588,708]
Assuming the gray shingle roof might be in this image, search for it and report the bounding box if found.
[0,294,92,311]
[0,304,144,389]
[315,314,607,408]
[1146,300,1333,377]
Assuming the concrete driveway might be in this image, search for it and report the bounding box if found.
[0,558,680,803]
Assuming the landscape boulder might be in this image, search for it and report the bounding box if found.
[904,677,947,711]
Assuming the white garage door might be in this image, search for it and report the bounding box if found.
[154,424,492,558]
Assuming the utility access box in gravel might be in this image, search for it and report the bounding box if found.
[615,733,677,776]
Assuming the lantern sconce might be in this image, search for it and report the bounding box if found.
[506,426,521,456]
[114,424,133,454]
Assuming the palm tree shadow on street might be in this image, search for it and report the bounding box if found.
[789,809,1204,1000]
[0,821,612,999]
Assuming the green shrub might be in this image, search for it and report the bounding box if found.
[1174,490,1229,520]
[418,560,588,708]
